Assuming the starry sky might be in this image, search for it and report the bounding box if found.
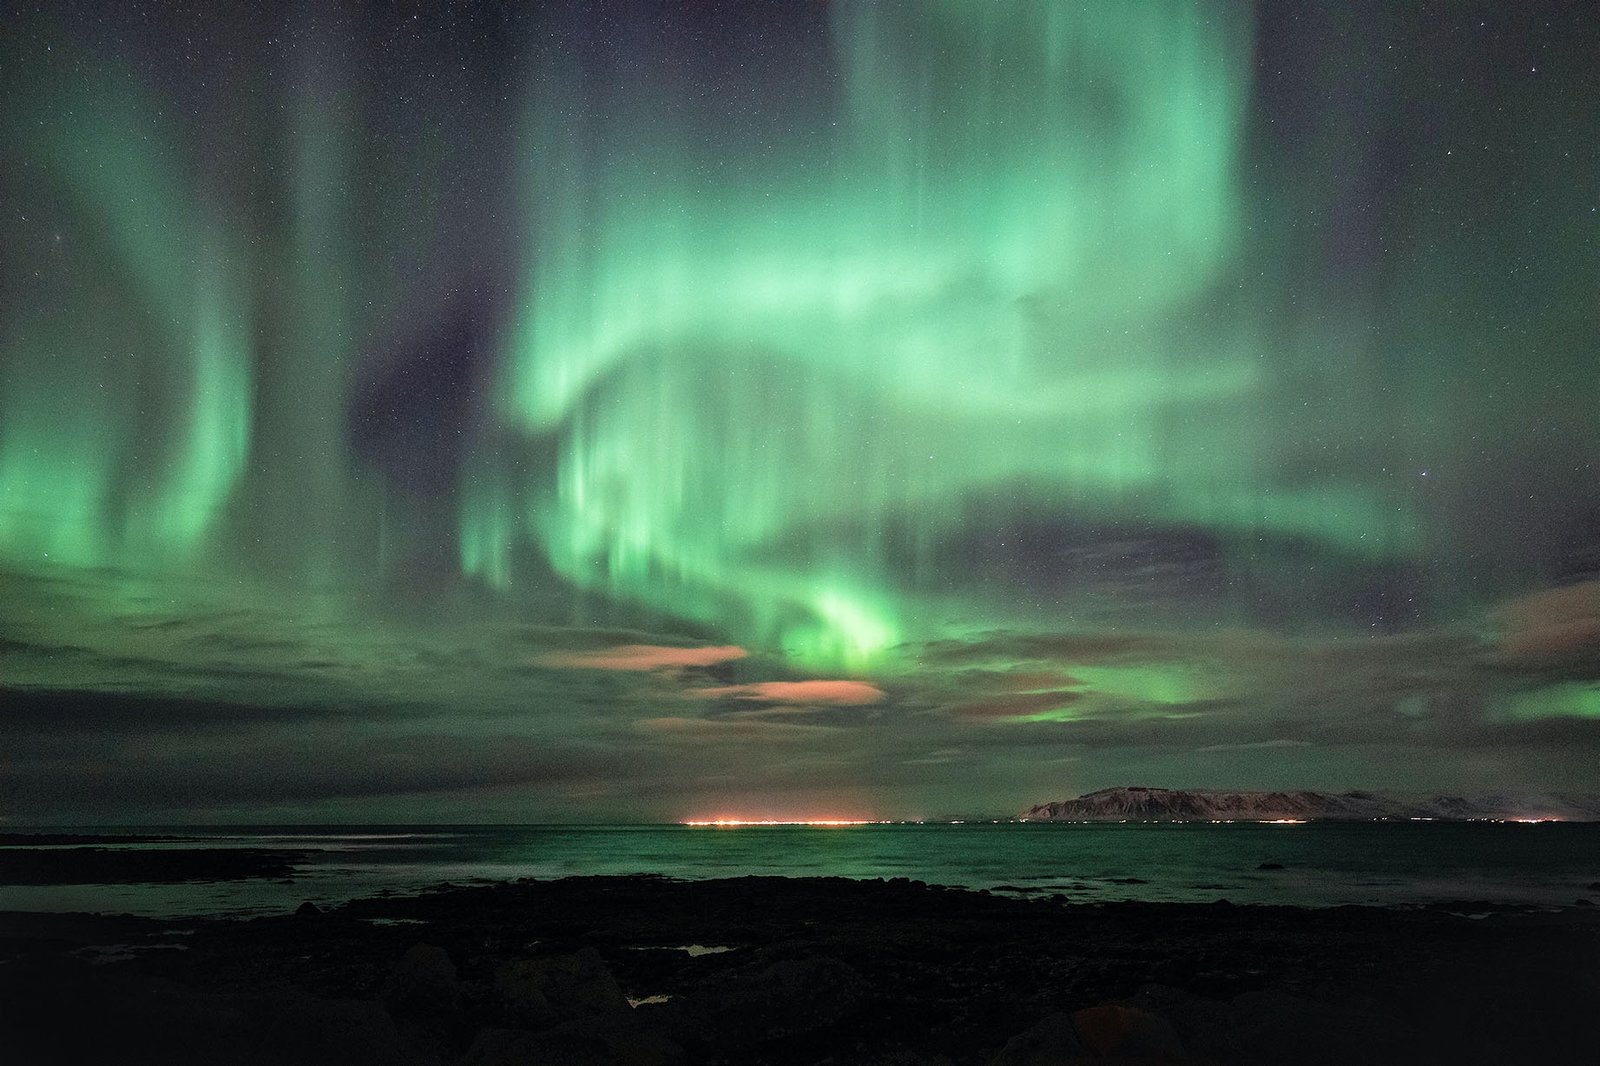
[3,1,1598,823]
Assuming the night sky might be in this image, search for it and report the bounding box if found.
[3,1,1598,823]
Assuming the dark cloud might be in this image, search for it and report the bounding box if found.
[945,690,1082,722]
[0,690,296,740]
[1437,715,1600,754]
[186,633,317,654]
[0,634,93,658]
[915,631,1159,666]
[1194,738,1314,754]
[635,716,842,743]
[0,728,618,813]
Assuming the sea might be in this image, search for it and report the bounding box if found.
[4,821,1598,919]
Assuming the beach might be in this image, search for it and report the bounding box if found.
[4,872,1596,1065]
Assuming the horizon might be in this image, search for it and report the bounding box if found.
[4,2,1600,823]
[9,783,1600,830]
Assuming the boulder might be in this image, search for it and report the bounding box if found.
[1071,1003,1185,1060]
[1230,989,1418,1065]
[988,1012,1083,1065]
[0,965,405,1066]
[492,963,558,1029]
[1130,984,1237,1061]
[382,943,460,1015]
[461,1018,683,1066]
[667,956,869,1048]
[247,990,405,1065]
[493,946,629,1025]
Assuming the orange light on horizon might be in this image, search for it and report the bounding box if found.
[681,818,876,827]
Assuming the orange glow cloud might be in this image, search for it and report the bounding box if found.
[1493,582,1600,667]
[690,680,885,705]
[538,644,747,671]
[1499,619,1600,664]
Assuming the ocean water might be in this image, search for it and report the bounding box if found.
[3,822,1598,918]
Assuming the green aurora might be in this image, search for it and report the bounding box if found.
[466,2,1402,668]
[2,1,1597,821]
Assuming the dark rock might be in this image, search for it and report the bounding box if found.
[1587,881,1600,891]
[492,962,558,1029]
[1231,989,1419,1065]
[988,1012,1082,1065]
[668,956,869,1048]
[381,944,463,1066]
[495,947,629,1023]
[294,901,323,917]
[5,873,1597,1065]
[1574,898,1594,907]
[1071,1003,1185,1059]
[0,965,403,1066]
[248,990,405,1065]
[382,942,460,1014]
[868,1051,954,1066]
[460,1027,561,1066]
[1257,862,1284,871]
[1131,983,1238,1060]
[461,1019,683,1066]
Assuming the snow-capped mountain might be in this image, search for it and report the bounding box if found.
[1020,786,1600,822]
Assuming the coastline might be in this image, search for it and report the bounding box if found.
[3,874,1597,1065]
[6,820,1598,917]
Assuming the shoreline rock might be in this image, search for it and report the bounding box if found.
[2,874,1596,1064]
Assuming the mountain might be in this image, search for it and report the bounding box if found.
[1020,786,1600,822]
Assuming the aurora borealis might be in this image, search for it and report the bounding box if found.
[3,2,1598,822]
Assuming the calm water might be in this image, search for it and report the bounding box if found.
[4,822,1599,918]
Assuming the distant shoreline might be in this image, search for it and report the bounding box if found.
[1022,785,1600,823]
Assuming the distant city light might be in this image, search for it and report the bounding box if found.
[682,819,875,827]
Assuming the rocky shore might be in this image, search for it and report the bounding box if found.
[2,874,1595,1065]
